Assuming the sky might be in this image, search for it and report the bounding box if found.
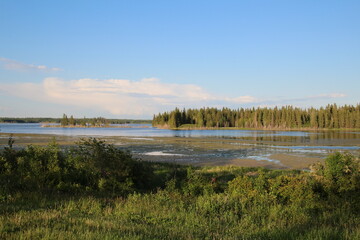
[0,0,359,119]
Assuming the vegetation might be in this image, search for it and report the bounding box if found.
[60,114,110,127]
[108,119,152,125]
[0,116,152,124]
[0,117,60,123]
[153,104,360,129]
[0,137,359,239]
[0,137,153,195]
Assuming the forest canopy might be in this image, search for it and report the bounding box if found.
[153,104,360,129]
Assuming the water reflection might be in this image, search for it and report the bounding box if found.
[1,123,359,146]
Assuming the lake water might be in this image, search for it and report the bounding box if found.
[1,123,359,144]
[0,123,311,137]
[1,123,359,169]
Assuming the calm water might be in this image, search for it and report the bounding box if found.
[0,123,312,137]
[1,123,359,167]
[1,123,360,147]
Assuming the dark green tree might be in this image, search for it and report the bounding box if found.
[60,114,69,126]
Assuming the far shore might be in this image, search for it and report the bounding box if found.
[41,124,151,129]
[154,124,360,132]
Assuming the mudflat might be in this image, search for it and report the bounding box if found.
[1,132,358,170]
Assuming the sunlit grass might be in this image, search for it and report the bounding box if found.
[0,139,359,239]
[1,189,359,240]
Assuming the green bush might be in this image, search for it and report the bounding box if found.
[0,137,153,196]
[324,152,360,193]
[1,145,359,239]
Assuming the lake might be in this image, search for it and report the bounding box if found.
[1,123,359,169]
[1,123,360,145]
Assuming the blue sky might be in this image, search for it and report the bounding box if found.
[0,0,359,118]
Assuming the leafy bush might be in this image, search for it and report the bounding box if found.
[1,146,359,239]
[0,137,153,196]
[323,152,360,193]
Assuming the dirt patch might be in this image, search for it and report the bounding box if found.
[268,153,324,169]
[194,158,282,169]
[1,133,356,170]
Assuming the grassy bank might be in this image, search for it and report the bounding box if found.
[41,124,151,128]
[1,139,359,239]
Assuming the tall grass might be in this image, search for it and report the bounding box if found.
[1,189,359,239]
[0,139,359,239]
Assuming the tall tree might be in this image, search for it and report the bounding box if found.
[61,114,69,126]
[69,115,75,126]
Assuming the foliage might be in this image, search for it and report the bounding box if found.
[323,152,360,192]
[0,117,152,124]
[70,138,153,193]
[0,137,153,196]
[0,117,60,123]
[153,104,360,129]
[60,114,109,127]
[0,139,359,239]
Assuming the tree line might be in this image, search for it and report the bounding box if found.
[60,115,152,126]
[60,114,109,127]
[152,104,360,129]
[0,117,58,123]
[0,117,151,124]
[59,114,152,127]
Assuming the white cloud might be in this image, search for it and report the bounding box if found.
[255,93,348,109]
[277,93,347,103]
[0,77,348,117]
[0,78,259,117]
[0,57,61,72]
[317,93,346,99]
[226,96,258,103]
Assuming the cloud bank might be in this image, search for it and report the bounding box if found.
[0,78,347,117]
[0,57,61,72]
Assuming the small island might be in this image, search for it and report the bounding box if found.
[58,114,109,127]
[41,114,151,128]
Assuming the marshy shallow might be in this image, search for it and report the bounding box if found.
[1,123,359,169]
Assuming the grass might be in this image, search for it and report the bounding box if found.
[1,163,359,240]
[0,139,359,239]
[1,190,359,239]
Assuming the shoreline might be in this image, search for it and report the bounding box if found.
[41,124,151,129]
[154,125,360,132]
[1,132,359,170]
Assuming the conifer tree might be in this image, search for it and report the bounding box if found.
[69,115,75,126]
[61,114,69,126]
[152,104,360,130]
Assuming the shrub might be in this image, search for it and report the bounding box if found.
[323,152,360,193]
[0,137,153,196]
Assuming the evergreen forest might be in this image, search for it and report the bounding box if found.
[153,104,360,129]
[60,114,110,127]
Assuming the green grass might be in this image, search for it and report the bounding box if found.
[1,189,359,240]
[1,166,360,239]
[1,139,359,239]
